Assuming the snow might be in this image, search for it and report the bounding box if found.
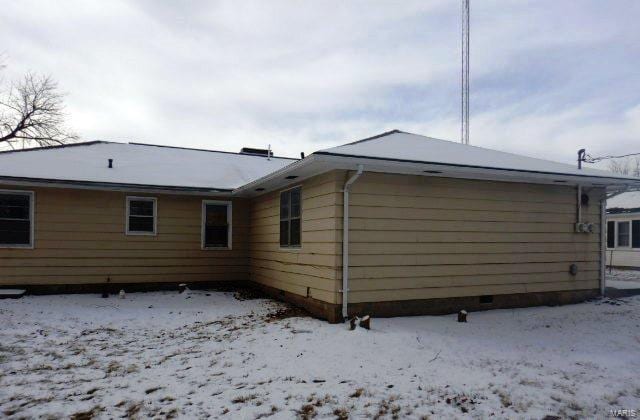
[608,191,640,211]
[608,269,640,290]
[320,131,638,181]
[1,291,639,418]
[0,142,296,190]
[0,289,26,296]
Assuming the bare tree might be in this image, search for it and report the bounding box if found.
[608,158,631,175]
[0,73,77,149]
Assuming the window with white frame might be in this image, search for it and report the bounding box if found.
[0,190,34,247]
[126,197,157,235]
[202,200,232,249]
[617,221,630,247]
[280,186,301,248]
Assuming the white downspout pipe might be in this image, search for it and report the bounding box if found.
[342,165,364,320]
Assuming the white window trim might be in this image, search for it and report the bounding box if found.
[125,196,157,236]
[616,220,631,249]
[0,189,35,249]
[279,185,303,250]
[201,200,232,250]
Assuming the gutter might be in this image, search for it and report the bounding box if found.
[342,164,364,320]
[313,151,640,183]
[0,175,232,196]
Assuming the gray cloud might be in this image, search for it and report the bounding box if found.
[2,0,638,167]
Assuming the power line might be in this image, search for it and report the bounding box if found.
[584,151,640,163]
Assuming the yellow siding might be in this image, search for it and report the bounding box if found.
[0,186,249,286]
[248,171,343,303]
[341,172,604,304]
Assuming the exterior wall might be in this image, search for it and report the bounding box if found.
[606,212,640,268]
[0,185,249,287]
[342,172,603,304]
[248,171,343,304]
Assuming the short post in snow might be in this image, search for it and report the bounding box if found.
[458,310,467,323]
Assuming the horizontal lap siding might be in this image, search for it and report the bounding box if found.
[0,186,249,286]
[343,172,604,303]
[249,171,342,303]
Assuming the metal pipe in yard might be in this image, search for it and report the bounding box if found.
[342,165,364,320]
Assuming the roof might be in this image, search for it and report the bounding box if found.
[0,141,295,193]
[237,130,640,195]
[607,191,640,214]
[2,130,639,196]
[317,130,635,180]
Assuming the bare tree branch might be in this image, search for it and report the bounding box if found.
[0,73,78,149]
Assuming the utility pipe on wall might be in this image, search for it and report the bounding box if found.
[600,197,606,295]
[576,185,582,224]
[342,164,364,319]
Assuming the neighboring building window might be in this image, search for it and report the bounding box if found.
[633,220,640,249]
[126,197,157,235]
[0,191,34,247]
[202,201,232,249]
[607,221,616,248]
[617,221,630,247]
[280,187,301,247]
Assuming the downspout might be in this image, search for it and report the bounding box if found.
[576,185,582,224]
[342,165,364,320]
[600,197,606,296]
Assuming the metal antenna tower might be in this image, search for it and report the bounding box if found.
[461,0,470,145]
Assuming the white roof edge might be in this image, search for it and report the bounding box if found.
[233,155,317,195]
[234,152,640,196]
[314,151,640,183]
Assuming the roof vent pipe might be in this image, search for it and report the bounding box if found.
[108,159,113,168]
[577,149,586,169]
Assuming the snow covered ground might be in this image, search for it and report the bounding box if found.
[1,290,639,419]
[608,268,640,290]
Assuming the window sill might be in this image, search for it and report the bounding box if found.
[202,246,232,251]
[279,246,302,251]
[0,244,34,249]
[126,231,157,236]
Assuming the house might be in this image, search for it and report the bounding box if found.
[606,191,640,269]
[1,130,639,322]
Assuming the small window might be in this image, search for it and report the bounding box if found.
[607,221,616,249]
[617,221,630,247]
[202,201,232,249]
[126,197,156,235]
[280,187,301,247]
[0,191,34,248]
[633,220,640,249]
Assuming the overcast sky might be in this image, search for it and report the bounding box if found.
[2,0,639,166]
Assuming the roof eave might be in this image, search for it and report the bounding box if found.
[0,175,233,196]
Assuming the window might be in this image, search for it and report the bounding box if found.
[126,197,156,235]
[617,221,630,247]
[607,221,616,248]
[202,201,232,249]
[633,220,640,249]
[0,191,34,248]
[280,186,301,247]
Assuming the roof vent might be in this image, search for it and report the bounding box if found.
[108,158,113,168]
[240,147,271,157]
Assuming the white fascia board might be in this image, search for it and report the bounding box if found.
[0,177,233,197]
[233,152,640,197]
